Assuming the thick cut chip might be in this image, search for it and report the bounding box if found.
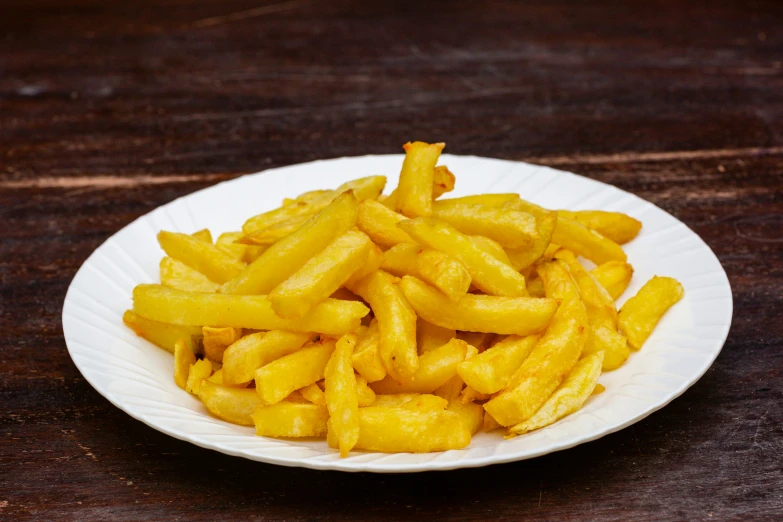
[351,319,387,382]
[325,334,360,456]
[215,231,248,261]
[157,231,245,284]
[160,257,220,293]
[483,411,503,432]
[371,339,468,394]
[355,374,376,406]
[344,243,384,288]
[417,318,456,355]
[558,210,641,245]
[618,276,684,350]
[395,141,445,218]
[239,214,312,246]
[590,261,634,301]
[133,284,368,335]
[551,217,626,265]
[382,243,471,302]
[469,236,513,266]
[255,339,336,405]
[431,204,537,249]
[252,402,330,437]
[400,276,557,336]
[432,194,519,208]
[357,200,415,249]
[457,334,540,394]
[185,358,212,395]
[198,380,262,426]
[299,382,327,405]
[269,230,372,319]
[327,407,470,453]
[448,400,483,435]
[371,393,443,409]
[123,310,202,354]
[503,199,558,271]
[202,326,243,363]
[174,337,197,389]
[222,192,359,295]
[222,330,310,385]
[508,351,604,436]
[347,271,418,382]
[399,218,528,297]
[191,229,213,243]
[383,165,456,209]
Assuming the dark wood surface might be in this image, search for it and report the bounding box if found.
[2,0,782,519]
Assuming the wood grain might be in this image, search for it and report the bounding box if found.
[1,0,781,520]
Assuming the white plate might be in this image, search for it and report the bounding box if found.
[62,155,732,473]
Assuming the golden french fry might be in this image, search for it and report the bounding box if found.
[160,257,220,293]
[185,358,212,395]
[483,411,502,432]
[284,189,336,206]
[558,210,641,244]
[254,338,336,405]
[347,270,418,382]
[174,337,197,389]
[593,383,606,395]
[448,400,483,435]
[133,284,368,335]
[484,261,590,426]
[382,165,456,209]
[252,402,330,437]
[238,214,312,246]
[399,218,528,297]
[590,261,634,300]
[198,380,262,426]
[355,374,376,407]
[399,394,449,411]
[222,330,310,385]
[433,344,477,400]
[215,232,248,261]
[335,175,387,202]
[431,204,537,249]
[400,276,557,336]
[351,319,387,382]
[551,217,626,265]
[457,334,540,394]
[371,393,425,408]
[417,318,456,355]
[469,236,513,266]
[202,326,242,363]
[460,386,490,404]
[327,407,470,453]
[370,339,468,394]
[191,229,213,243]
[269,230,372,319]
[433,194,519,208]
[503,199,558,271]
[618,276,684,350]
[157,231,245,284]
[325,334,360,456]
[123,310,202,354]
[382,243,471,302]
[243,245,267,264]
[344,242,384,288]
[357,200,415,248]
[299,382,327,405]
[395,141,445,218]
[508,351,603,436]
[206,368,224,384]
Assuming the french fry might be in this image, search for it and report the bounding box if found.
[448,400,483,435]
[551,217,627,265]
[185,359,212,395]
[238,214,313,246]
[285,189,337,206]
[483,411,502,432]
[558,210,641,244]
[508,351,603,436]
[252,402,330,437]
[484,261,590,426]
[160,257,220,293]
[395,141,445,218]
[222,330,310,385]
[400,276,558,336]
[417,318,456,355]
[371,393,425,408]
[370,339,468,394]
[590,261,634,300]
[123,310,202,353]
[433,344,477,400]
[299,382,327,405]
[199,380,263,426]
[503,199,558,271]
[357,200,415,249]
[174,337,197,389]
[431,204,537,249]
[202,326,243,363]
[336,175,387,202]
[460,386,490,404]
[400,394,449,411]
[457,334,540,394]
[382,165,456,209]
[191,229,213,243]
[381,243,471,302]
[255,339,336,405]
[327,407,470,453]
[469,236,513,266]
[344,242,384,288]
[432,194,519,208]
[157,231,244,284]
[355,374,377,407]
[399,218,528,297]
[351,319,387,382]
[618,276,684,350]
[206,368,224,384]
[133,284,368,335]
[324,333,360,456]
[215,232,248,261]
[347,271,418,382]
[269,230,373,319]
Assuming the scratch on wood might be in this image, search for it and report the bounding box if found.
[0,173,235,190]
[188,0,306,29]
[528,146,783,166]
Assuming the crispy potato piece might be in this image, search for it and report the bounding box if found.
[508,351,604,436]
[400,276,557,336]
[401,394,449,411]
[590,261,634,300]
[160,257,220,293]
[199,380,262,426]
[222,192,359,295]
[327,407,470,453]
[433,344,478,400]
[158,231,244,284]
[284,189,337,206]
[133,284,368,335]
[344,242,384,288]
[395,141,445,218]
[123,310,202,353]
[433,194,519,208]
[382,165,456,209]
[484,261,590,426]
[299,382,327,405]
[382,243,471,302]
[238,214,312,246]
[357,200,415,248]
[618,276,684,350]
[593,383,606,395]
[223,331,310,385]
[399,218,528,297]
[206,368,224,384]
[417,318,456,355]
[243,245,267,264]
[457,334,540,394]
[174,337,197,389]
[483,411,502,432]
[370,339,468,394]
[503,199,558,271]
[448,400,483,435]
[371,393,424,408]
[347,271,418,382]
[325,334,360,456]
[558,210,641,245]
[351,319,386,382]
[336,175,387,202]
[431,204,537,249]
[214,232,248,261]
[185,358,212,395]
[269,230,372,319]
[255,339,336,405]
[191,229,213,243]
[355,374,376,406]
[202,326,243,363]
[551,217,627,265]
[252,402,330,437]
[469,236,513,266]
[460,386,490,404]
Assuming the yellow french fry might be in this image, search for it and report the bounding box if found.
[215,231,248,261]
[191,229,213,243]
[381,243,471,302]
[299,382,327,405]
[160,257,220,293]
[457,334,540,394]
[252,402,330,437]
[347,271,418,382]
[174,337,197,389]
[460,386,490,404]
[238,214,312,246]
[269,230,372,319]
[382,165,456,209]
[508,351,604,436]
[254,339,336,405]
[202,326,242,363]
[432,194,519,208]
[357,199,415,249]
[551,216,627,265]
[351,319,387,382]
[133,284,368,335]
[206,368,224,384]
[344,242,384,288]
[222,330,310,385]
[284,189,337,206]
[371,393,425,408]
[400,276,558,336]
[185,358,212,395]
[431,204,537,249]
[618,276,684,350]
[395,141,445,218]
[447,400,483,435]
[123,310,202,354]
[590,261,635,300]
[158,231,245,284]
[399,218,528,297]
[558,210,641,244]
[417,318,456,355]
[399,394,449,411]
[336,175,387,202]
[370,339,468,394]
[503,199,558,271]
[198,380,262,426]
[355,374,376,407]
[483,411,502,432]
[469,235,513,266]
[433,344,478,400]
[324,333,360,456]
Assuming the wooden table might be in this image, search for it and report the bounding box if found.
[2,0,781,519]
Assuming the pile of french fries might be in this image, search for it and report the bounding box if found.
[124,141,684,455]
